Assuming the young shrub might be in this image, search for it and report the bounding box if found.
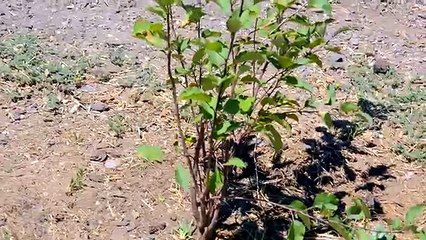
[133,0,363,239]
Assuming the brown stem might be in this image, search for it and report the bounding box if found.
[165,3,200,223]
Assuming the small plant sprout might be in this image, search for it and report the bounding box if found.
[68,168,86,195]
[174,220,195,240]
[108,114,128,138]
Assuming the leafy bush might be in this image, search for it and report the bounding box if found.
[132,0,375,239]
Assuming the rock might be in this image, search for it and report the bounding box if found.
[90,102,109,112]
[0,216,6,227]
[89,150,108,162]
[350,37,359,47]
[330,53,345,63]
[105,159,120,169]
[148,222,167,234]
[0,133,8,146]
[87,173,105,183]
[373,58,391,74]
[110,227,128,240]
[80,84,98,93]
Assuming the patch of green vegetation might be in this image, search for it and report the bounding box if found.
[348,65,425,162]
[108,114,129,138]
[110,47,136,67]
[173,220,195,240]
[0,34,94,88]
[68,168,86,195]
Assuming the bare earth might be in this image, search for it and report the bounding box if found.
[0,0,425,239]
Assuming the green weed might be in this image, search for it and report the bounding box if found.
[348,65,425,162]
[108,114,129,138]
[173,220,195,240]
[68,168,86,194]
[0,34,94,89]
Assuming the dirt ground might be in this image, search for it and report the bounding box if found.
[0,0,425,239]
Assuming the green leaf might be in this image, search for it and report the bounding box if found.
[136,145,164,162]
[283,76,313,93]
[133,18,151,35]
[224,99,240,115]
[175,164,191,191]
[356,112,373,125]
[325,45,341,53]
[356,229,372,240]
[346,198,371,220]
[416,233,426,240]
[145,33,168,48]
[289,14,311,26]
[215,120,241,137]
[207,50,226,66]
[322,112,334,130]
[147,6,167,18]
[307,53,323,67]
[235,51,265,63]
[201,74,219,91]
[213,0,232,14]
[202,29,222,38]
[227,14,242,33]
[313,192,338,214]
[290,200,311,230]
[239,97,255,113]
[329,218,352,240]
[325,83,336,105]
[224,157,247,168]
[205,41,223,52]
[406,204,426,226]
[390,218,403,231]
[340,102,359,114]
[192,48,206,63]
[181,5,206,25]
[263,124,283,152]
[308,0,332,16]
[207,169,224,193]
[288,220,305,240]
[304,97,319,109]
[180,87,211,102]
[274,0,296,8]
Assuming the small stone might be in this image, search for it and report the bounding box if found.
[351,38,359,47]
[330,53,345,63]
[0,216,6,227]
[90,102,109,112]
[89,150,108,162]
[148,222,167,234]
[373,58,391,74]
[88,173,105,183]
[0,134,8,146]
[80,85,98,93]
[105,159,120,169]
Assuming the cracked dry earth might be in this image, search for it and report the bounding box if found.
[0,0,425,239]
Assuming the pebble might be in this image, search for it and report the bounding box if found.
[148,222,166,234]
[104,159,120,169]
[87,173,105,183]
[0,134,9,146]
[373,58,391,74]
[89,150,108,162]
[330,53,345,63]
[90,102,109,112]
[80,84,98,93]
